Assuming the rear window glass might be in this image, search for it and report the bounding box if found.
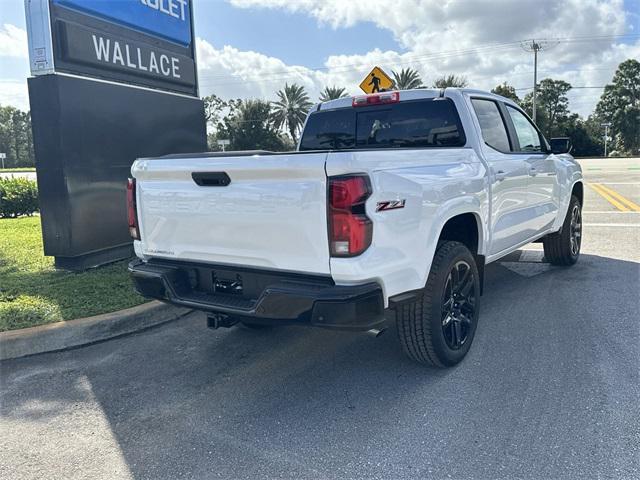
[299,99,466,151]
[471,98,511,152]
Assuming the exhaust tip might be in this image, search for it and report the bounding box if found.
[366,327,387,338]
[207,314,238,330]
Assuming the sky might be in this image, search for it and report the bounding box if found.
[1,0,639,118]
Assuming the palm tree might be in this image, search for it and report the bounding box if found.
[433,74,468,88]
[392,68,423,90]
[319,86,349,102]
[272,83,314,143]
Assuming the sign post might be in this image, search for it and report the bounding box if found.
[217,139,230,152]
[25,0,206,270]
[601,122,612,158]
[359,66,395,94]
[0,153,6,170]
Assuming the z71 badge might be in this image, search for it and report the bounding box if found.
[376,199,406,212]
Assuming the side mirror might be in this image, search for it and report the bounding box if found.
[550,137,572,154]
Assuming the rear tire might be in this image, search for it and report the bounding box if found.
[543,195,582,266]
[396,241,480,367]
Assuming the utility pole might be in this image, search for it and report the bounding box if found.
[601,122,612,157]
[521,40,554,122]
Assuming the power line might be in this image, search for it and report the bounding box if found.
[198,43,522,83]
[198,33,639,86]
[514,85,608,91]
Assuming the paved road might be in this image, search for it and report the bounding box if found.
[1,158,639,479]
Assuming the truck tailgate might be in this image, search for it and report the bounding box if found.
[132,152,330,274]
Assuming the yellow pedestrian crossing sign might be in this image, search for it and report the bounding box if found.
[359,66,395,94]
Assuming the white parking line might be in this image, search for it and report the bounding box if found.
[583,223,640,227]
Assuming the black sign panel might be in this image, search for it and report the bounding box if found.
[26,0,205,269]
[48,1,198,96]
[28,74,206,269]
[58,20,196,89]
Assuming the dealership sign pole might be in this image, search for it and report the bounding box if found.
[24,0,206,270]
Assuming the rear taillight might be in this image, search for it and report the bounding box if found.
[328,175,372,257]
[352,91,399,107]
[127,178,140,240]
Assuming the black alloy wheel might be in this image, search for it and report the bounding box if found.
[441,260,477,350]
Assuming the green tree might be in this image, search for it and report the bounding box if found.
[491,82,520,103]
[0,106,34,168]
[392,68,423,90]
[555,114,603,157]
[218,99,287,152]
[594,59,640,155]
[202,94,228,128]
[203,95,243,150]
[520,93,546,127]
[319,86,348,102]
[432,74,468,88]
[522,78,572,137]
[272,83,313,143]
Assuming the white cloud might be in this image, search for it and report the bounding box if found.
[0,80,29,110]
[0,24,30,110]
[196,38,401,103]
[197,36,639,118]
[1,2,637,119]
[0,24,27,58]
[222,0,637,116]
[228,0,628,51]
[196,39,324,100]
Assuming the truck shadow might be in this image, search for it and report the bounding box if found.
[2,251,639,479]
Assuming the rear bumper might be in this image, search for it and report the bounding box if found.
[128,259,385,331]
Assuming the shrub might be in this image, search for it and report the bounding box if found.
[0,177,39,218]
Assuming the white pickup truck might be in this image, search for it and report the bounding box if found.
[128,88,583,367]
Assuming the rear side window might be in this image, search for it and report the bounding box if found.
[299,99,465,151]
[471,98,511,152]
[298,108,355,150]
[506,105,543,152]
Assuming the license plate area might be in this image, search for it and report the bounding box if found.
[212,271,243,295]
[189,266,267,300]
[158,260,335,301]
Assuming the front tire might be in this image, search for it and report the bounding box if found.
[396,241,480,367]
[543,195,582,266]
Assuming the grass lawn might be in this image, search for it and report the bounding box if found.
[0,216,146,331]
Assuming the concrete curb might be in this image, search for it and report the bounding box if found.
[0,301,191,361]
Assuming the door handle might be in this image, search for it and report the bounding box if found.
[494,170,507,182]
[528,166,538,177]
[192,172,231,186]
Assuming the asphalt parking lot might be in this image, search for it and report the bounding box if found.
[1,158,638,480]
